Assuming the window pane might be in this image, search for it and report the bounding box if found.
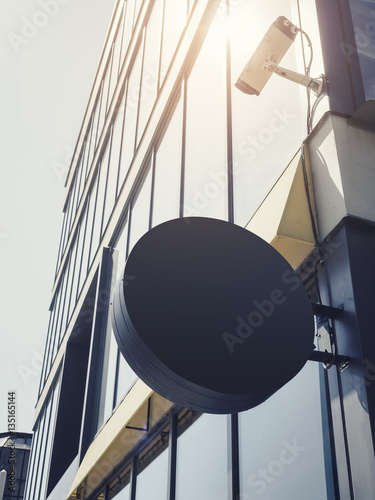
[85,113,97,179]
[239,362,330,499]
[152,95,183,227]
[183,11,228,220]
[176,414,228,499]
[133,0,143,27]
[160,0,187,87]
[136,447,169,500]
[78,177,98,295]
[120,0,136,70]
[136,0,163,143]
[90,149,110,269]
[119,43,143,190]
[103,118,123,233]
[128,165,152,253]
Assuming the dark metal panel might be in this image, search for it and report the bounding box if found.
[47,343,90,495]
[129,454,138,500]
[345,222,375,452]
[79,247,113,461]
[230,413,240,500]
[318,221,375,498]
[315,0,365,114]
[167,412,177,500]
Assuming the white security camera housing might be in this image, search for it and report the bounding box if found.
[235,16,298,96]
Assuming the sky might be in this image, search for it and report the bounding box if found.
[0,0,117,433]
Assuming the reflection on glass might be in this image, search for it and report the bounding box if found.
[176,414,228,499]
[136,447,169,499]
[137,0,163,144]
[152,96,183,227]
[184,10,228,221]
[160,0,187,88]
[128,166,152,253]
[239,362,329,499]
[348,0,375,99]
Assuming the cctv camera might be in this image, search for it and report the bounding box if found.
[235,16,298,96]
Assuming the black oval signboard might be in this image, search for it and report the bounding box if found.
[111,217,315,413]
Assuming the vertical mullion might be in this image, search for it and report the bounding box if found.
[179,78,187,218]
[149,151,156,229]
[320,365,340,498]
[75,199,90,301]
[100,131,114,239]
[129,454,138,500]
[65,227,80,324]
[167,412,177,500]
[226,0,234,224]
[134,29,147,148]
[113,348,121,409]
[87,171,101,274]
[57,253,72,346]
[85,116,95,179]
[115,81,128,199]
[38,312,53,394]
[54,208,67,277]
[95,82,104,150]
[118,2,127,75]
[106,45,115,115]
[157,0,166,91]
[231,413,240,500]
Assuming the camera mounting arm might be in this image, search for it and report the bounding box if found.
[263,58,324,97]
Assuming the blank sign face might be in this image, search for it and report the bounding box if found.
[111,217,315,413]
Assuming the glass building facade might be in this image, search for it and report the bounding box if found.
[25,1,375,499]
